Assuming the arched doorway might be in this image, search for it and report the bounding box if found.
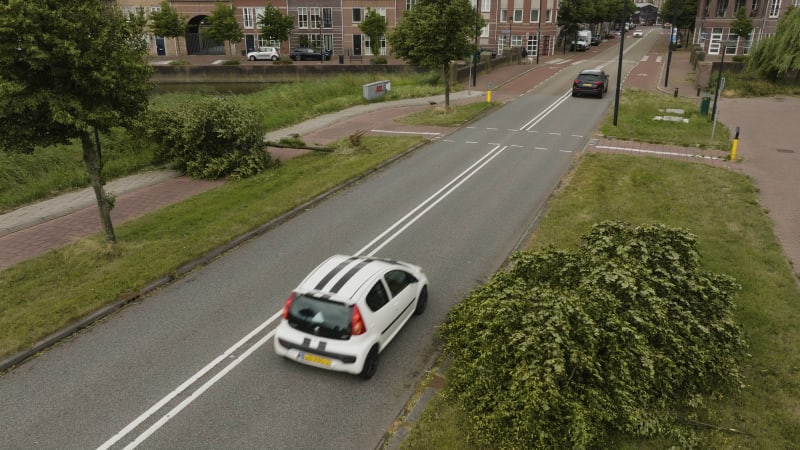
[185,15,224,55]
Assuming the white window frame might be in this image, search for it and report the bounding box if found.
[310,7,322,29]
[530,9,539,22]
[500,8,508,22]
[546,8,552,23]
[298,7,308,28]
[513,9,523,22]
[768,0,781,17]
[242,7,255,29]
[352,8,362,23]
[481,0,491,12]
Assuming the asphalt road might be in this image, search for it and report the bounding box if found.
[0,36,655,450]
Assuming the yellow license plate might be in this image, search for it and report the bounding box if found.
[302,352,332,366]
[582,83,593,87]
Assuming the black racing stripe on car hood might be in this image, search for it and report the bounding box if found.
[329,258,373,294]
[314,256,358,291]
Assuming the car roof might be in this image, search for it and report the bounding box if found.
[295,255,408,304]
[578,69,604,75]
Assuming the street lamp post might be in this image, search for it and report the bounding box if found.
[711,41,733,121]
[507,17,513,49]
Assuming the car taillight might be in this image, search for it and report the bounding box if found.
[351,305,366,335]
[282,292,295,320]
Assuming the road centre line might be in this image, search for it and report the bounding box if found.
[519,91,571,131]
[101,83,574,447]
[99,143,510,448]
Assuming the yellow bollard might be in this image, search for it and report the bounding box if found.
[487,89,491,103]
[730,138,738,161]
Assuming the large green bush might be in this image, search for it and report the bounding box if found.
[138,97,277,180]
[439,221,747,449]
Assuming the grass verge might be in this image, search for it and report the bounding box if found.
[599,89,731,150]
[398,101,500,126]
[0,136,423,359]
[400,154,800,449]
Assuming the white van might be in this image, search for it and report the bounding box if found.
[574,30,592,51]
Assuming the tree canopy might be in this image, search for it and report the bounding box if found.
[388,0,482,109]
[205,2,243,56]
[149,0,187,56]
[359,8,388,57]
[0,0,153,243]
[257,3,294,45]
[745,6,800,81]
[439,221,747,448]
[730,5,754,40]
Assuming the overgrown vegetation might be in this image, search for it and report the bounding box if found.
[599,89,730,149]
[398,101,498,126]
[137,97,277,180]
[440,221,747,448]
[401,154,800,449]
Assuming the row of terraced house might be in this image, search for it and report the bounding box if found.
[115,0,796,62]
[115,0,566,59]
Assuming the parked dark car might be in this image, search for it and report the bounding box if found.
[289,48,332,61]
[479,47,497,59]
[572,69,609,98]
[591,35,602,45]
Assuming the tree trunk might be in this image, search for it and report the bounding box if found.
[443,62,451,110]
[81,129,117,245]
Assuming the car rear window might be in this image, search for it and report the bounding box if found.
[288,294,353,340]
[578,74,602,82]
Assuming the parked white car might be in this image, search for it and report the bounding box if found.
[632,30,644,38]
[247,46,280,61]
[274,255,429,379]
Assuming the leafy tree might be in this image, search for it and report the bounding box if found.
[388,0,482,109]
[439,221,747,449]
[149,0,187,56]
[746,6,800,81]
[730,5,754,40]
[0,0,153,244]
[204,2,244,56]
[257,3,294,49]
[137,97,277,180]
[557,0,592,50]
[661,0,697,31]
[359,8,387,57]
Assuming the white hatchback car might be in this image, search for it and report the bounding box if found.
[632,30,644,38]
[274,255,429,379]
[246,46,280,61]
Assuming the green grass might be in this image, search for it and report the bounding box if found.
[400,154,800,449]
[398,101,499,126]
[0,72,449,213]
[599,89,731,150]
[0,136,422,359]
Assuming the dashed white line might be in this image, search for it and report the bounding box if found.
[370,129,441,136]
[595,145,724,160]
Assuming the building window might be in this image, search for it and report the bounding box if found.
[364,36,386,55]
[481,0,491,12]
[716,0,728,16]
[768,0,781,17]
[500,8,508,21]
[514,9,523,22]
[242,8,255,29]
[406,0,415,9]
[323,8,332,28]
[546,8,552,22]
[530,9,539,22]
[726,34,738,54]
[298,7,308,28]
[352,8,362,23]
[733,0,745,11]
[751,0,759,16]
[511,35,522,46]
[309,7,322,29]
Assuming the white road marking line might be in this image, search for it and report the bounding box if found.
[640,55,650,62]
[520,91,571,131]
[656,56,662,63]
[595,145,724,160]
[370,129,441,136]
